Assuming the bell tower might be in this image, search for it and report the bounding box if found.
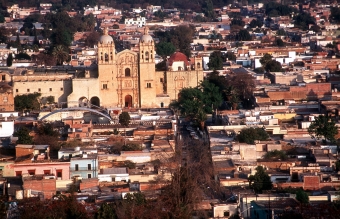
[138,27,157,107]
[97,27,115,66]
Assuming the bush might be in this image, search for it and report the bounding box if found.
[263,150,287,160]
[124,160,136,169]
[237,127,269,144]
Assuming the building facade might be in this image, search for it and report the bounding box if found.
[10,27,204,110]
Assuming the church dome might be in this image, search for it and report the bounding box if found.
[140,27,153,43]
[99,28,113,44]
[167,52,189,66]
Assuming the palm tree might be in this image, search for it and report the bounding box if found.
[52,45,69,65]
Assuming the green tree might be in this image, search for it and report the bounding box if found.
[277,29,286,36]
[265,60,282,72]
[33,26,39,46]
[154,25,195,57]
[330,7,340,23]
[236,29,252,41]
[15,33,23,53]
[84,31,100,47]
[225,51,236,61]
[36,122,59,137]
[123,160,136,169]
[34,122,60,150]
[96,203,117,219]
[170,81,222,129]
[6,53,13,67]
[294,12,316,30]
[51,28,73,47]
[308,115,338,143]
[259,53,273,67]
[208,51,223,70]
[249,19,263,28]
[156,41,176,59]
[14,93,41,112]
[230,18,245,27]
[248,166,273,193]
[16,52,31,60]
[263,150,287,160]
[0,13,4,23]
[296,189,309,204]
[202,0,215,20]
[200,80,223,114]
[52,45,69,65]
[170,87,205,127]
[122,143,141,151]
[237,127,269,144]
[46,96,55,104]
[227,72,255,101]
[336,160,340,171]
[119,112,131,145]
[13,127,33,144]
[274,38,285,47]
[310,25,321,33]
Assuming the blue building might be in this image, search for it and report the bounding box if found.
[70,153,98,179]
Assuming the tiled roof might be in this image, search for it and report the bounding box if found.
[167,52,189,66]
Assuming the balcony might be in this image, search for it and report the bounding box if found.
[70,167,97,171]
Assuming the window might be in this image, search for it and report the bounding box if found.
[88,173,92,178]
[60,87,63,91]
[75,164,79,171]
[43,170,50,175]
[16,89,18,92]
[145,51,149,61]
[49,88,52,91]
[146,83,151,88]
[28,170,35,175]
[27,89,30,92]
[3,97,7,102]
[56,170,62,178]
[160,102,164,108]
[105,53,109,62]
[38,88,41,92]
[160,78,163,83]
[1,75,5,81]
[197,62,201,69]
[88,164,91,170]
[16,171,22,176]
[102,84,108,89]
[223,211,230,217]
[125,68,131,77]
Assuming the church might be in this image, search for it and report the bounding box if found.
[7,27,204,110]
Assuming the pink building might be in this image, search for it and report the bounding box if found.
[13,162,70,180]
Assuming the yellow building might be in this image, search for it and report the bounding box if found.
[13,27,204,109]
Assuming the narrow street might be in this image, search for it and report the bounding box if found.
[177,122,224,200]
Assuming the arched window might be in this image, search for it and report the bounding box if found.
[197,62,201,69]
[150,50,153,59]
[100,52,103,61]
[105,53,109,62]
[145,51,149,61]
[110,52,113,60]
[125,68,131,77]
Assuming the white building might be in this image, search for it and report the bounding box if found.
[124,17,146,27]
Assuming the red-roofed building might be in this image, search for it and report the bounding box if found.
[167,52,193,71]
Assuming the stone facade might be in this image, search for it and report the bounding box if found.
[9,27,204,110]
